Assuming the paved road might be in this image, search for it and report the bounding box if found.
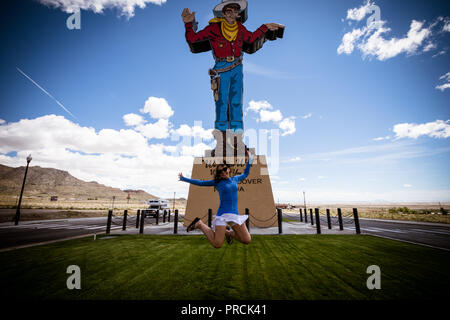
[283,212,450,250]
[1,213,449,251]
[0,214,162,251]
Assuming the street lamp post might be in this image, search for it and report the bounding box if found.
[14,154,32,225]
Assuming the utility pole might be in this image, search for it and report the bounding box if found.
[303,191,307,212]
[173,192,176,212]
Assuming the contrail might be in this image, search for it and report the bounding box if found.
[16,67,77,120]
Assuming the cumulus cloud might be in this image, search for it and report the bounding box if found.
[171,123,213,141]
[338,2,448,61]
[346,0,375,21]
[123,113,146,126]
[259,109,283,123]
[436,72,450,91]
[38,0,166,18]
[246,100,296,136]
[278,117,296,136]
[140,97,174,120]
[0,114,210,199]
[135,119,171,139]
[0,119,5,125]
[393,120,450,139]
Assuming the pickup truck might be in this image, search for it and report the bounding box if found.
[141,199,170,218]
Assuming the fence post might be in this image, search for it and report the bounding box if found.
[299,208,303,222]
[337,208,343,231]
[122,209,127,231]
[106,210,112,234]
[245,208,250,231]
[277,208,283,234]
[310,208,314,225]
[156,210,159,225]
[139,212,145,234]
[208,208,212,228]
[315,208,321,234]
[168,209,171,223]
[353,208,361,234]
[326,209,331,229]
[174,209,179,234]
[163,209,166,223]
[304,208,308,223]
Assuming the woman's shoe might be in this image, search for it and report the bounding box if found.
[187,217,200,232]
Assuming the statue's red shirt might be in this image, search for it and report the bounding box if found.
[185,22,268,58]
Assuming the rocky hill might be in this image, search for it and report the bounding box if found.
[0,164,158,201]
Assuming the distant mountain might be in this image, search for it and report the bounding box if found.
[0,164,158,200]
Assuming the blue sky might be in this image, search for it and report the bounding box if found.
[0,0,449,203]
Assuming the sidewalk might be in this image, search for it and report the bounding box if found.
[110,220,356,236]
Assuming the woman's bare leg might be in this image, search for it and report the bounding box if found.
[194,220,226,248]
[231,223,251,244]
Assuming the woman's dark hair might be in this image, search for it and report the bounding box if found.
[214,164,230,183]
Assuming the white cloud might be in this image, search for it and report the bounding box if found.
[393,120,450,139]
[338,2,448,61]
[318,176,327,180]
[246,100,272,114]
[38,0,166,18]
[444,20,450,32]
[436,72,450,91]
[123,113,146,126]
[135,119,171,139]
[140,97,174,120]
[180,143,211,157]
[171,123,214,140]
[403,184,412,188]
[337,27,366,55]
[246,100,296,136]
[259,109,283,123]
[346,0,374,21]
[287,156,302,162]
[279,117,296,136]
[299,177,306,181]
[0,119,5,125]
[302,113,312,119]
[0,114,207,199]
[373,136,390,141]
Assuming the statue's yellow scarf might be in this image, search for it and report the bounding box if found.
[209,17,238,42]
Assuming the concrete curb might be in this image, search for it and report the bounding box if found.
[0,232,103,253]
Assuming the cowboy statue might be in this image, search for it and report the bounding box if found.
[182,0,284,157]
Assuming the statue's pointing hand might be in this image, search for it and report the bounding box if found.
[182,8,196,24]
[264,23,284,31]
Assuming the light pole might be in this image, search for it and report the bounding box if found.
[14,154,32,225]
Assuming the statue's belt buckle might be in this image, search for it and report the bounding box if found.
[226,56,235,62]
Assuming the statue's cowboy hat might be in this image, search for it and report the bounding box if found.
[213,0,248,23]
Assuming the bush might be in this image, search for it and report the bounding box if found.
[440,207,448,215]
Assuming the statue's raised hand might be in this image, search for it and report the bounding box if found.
[182,8,196,24]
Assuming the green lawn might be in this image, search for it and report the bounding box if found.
[0,234,448,300]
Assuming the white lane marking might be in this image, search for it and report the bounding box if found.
[349,226,407,234]
[410,228,450,236]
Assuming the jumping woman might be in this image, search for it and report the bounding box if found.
[178,149,253,248]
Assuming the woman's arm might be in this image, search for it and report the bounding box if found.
[234,154,253,182]
[179,173,215,186]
